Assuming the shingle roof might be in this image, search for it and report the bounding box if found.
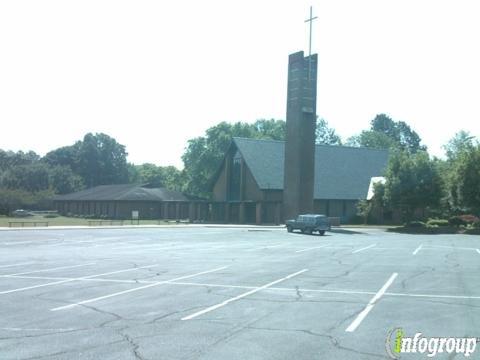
[232,137,389,200]
[53,184,188,202]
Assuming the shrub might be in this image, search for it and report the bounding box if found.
[449,216,467,227]
[458,214,479,224]
[472,220,480,229]
[465,228,480,235]
[43,214,59,218]
[406,221,426,228]
[426,219,449,227]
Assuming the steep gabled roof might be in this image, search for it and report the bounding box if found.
[232,137,389,200]
[53,184,188,201]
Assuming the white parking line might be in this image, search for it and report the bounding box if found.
[181,269,308,321]
[0,262,35,269]
[1,263,96,277]
[0,265,158,295]
[352,244,376,254]
[412,244,423,255]
[51,266,229,311]
[171,281,377,297]
[107,245,175,251]
[7,275,142,284]
[8,274,480,301]
[295,244,329,253]
[385,291,480,300]
[323,246,352,249]
[424,245,478,251]
[0,327,79,332]
[262,244,285,249]
[345,272,398,332]
[2,241,36,246]
[246,244,286,251]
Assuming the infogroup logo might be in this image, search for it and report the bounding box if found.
[385,328,478,358]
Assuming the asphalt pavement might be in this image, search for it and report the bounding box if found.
[0,226,479,359]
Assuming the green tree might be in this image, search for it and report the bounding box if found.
[394,120,425,153]
[182,120,285,197]
[44,133,129,188]
[449,144,480,213]
[49,166,84,194]
[0,150,40,172]
[346,131,396,149]
[43,144,80,169]
[1,163,51,192]
[77,133,129,187]
[440,131,477,213]
[0,188,36,215]
[370,114,399,139]
[383,151,443,222]
[442,130,475,161]
[134,163,165,187]
[0,188,54,215]
[252,119,286,140]
[316,118,342,145]
[161,166,185,191]
[347,114,425,152]
[357,182,386,224]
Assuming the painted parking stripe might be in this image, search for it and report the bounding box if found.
[6,275,143,284]
[2,241,36,246]
[352,244,376,254]
[0,262,35,269]
[345,272,398,332]
[295,244,329,253]
[385,291,480,300]
[181,269,308,321]
[7,274,480,302]
[246,244,286,251]
[0,265,158,295]
[51,266,229,311]
[412,244,423,255]
[262,244,285,249]
[1,263,96,277]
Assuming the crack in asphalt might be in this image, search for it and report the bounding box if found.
[181,311,278,360]
[295,285,302,301]
[81,304,127,328]
[325,308,364,333]
[246,326,390,359]
[400,267,435,290]
[144,305,206,325]
[120,332,148,360]
[0,327,89,340]
[14,339,126,360]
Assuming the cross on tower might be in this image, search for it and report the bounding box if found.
[304,6,317,80]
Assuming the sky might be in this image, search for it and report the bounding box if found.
[1,0,479,168]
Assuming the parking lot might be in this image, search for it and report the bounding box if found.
[0,226,479,359]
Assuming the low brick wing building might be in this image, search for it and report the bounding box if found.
[53,184,192,220]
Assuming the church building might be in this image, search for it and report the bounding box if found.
[211,137,388,224]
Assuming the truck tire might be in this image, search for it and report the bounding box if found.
[306,228,312,235]
[319,230,325,236]
[287,226,293,233]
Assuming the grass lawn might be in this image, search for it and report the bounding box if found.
[0,215,180,228]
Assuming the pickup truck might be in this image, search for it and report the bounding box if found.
[286,214,331,235]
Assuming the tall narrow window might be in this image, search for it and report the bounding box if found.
[228,151,242,201]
